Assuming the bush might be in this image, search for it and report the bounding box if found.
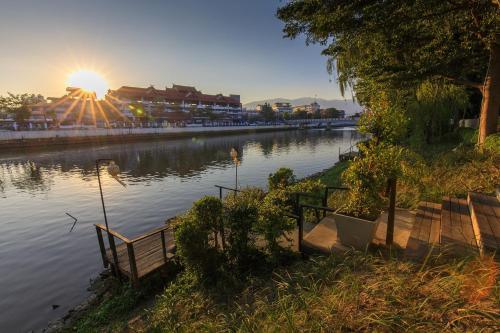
[341,142,422,220]
[484,132,500,153]
[223,187,264,268]
[257,190,296,259]
[175,196,225,280]
[268,167,296,190]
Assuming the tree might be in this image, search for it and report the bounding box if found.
[277,0,499,145]
[260,103,275,121]
[321,108,343,119]
[0,93,44,124]
[293,110,308,119]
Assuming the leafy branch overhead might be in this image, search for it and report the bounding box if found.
[277,0,499,144]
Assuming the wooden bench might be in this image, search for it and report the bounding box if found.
[95,224,176,285]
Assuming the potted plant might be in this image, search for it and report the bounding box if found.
[333,143,409,250]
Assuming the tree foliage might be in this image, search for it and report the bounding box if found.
[260,103,275,121]
[0,93,44,123]
[277,0,499,143]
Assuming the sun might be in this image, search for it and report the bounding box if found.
[67,70,108,99]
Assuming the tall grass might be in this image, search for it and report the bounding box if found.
[146,252,499,332]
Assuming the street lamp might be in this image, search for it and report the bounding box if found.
[95,159,125,232]
[230,148,240,190]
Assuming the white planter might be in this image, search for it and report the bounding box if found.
[333,213,379,250]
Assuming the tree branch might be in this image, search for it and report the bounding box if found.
[441,76,483,91]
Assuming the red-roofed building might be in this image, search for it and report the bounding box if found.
[106,84,242,121]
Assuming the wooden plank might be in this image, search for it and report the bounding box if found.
[428,202,442,244]
[468,192,500,252]
[441,197,477,255]
[406,202,436,258]
[373,208,415,248]
[457,198,477,249]
[440,197,453,247]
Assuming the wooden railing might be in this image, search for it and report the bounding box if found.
[95,223,172,284]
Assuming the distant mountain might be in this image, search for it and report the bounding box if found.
[243,97,362,115]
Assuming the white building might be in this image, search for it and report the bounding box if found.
[272,102,292,114]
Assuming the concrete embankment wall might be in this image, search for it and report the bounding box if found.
[0,126,296,150]
[0,120,357,150]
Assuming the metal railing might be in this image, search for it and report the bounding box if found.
[215,184,241,199]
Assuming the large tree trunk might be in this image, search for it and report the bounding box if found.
[478,36,500,145]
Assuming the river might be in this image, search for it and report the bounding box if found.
[0,128,361,331]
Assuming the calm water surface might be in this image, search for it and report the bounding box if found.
[0,128,361,331]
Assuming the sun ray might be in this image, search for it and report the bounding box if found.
[94,100,110,127]
[76,93,88,125]
[89,96,97,127]
[46,88,81,111]
[58,91,85,124]
[103,99,131,123]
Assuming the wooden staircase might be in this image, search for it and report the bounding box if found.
[406,192,500,258]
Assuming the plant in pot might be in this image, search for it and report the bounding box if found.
[333,142,410,250]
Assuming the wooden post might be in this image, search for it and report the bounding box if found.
[298,206,304,253]
[127,243,139,286]
[294,193,300,216]
[95,226,108,268]
[386,177,397,246]
[160,230,167,263]
[322,187,328,218]
[219,186,223,200]
[108,234,120,275]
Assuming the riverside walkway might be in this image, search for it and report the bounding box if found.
[0,120,357,149]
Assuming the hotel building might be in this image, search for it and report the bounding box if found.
[106,84,242,121]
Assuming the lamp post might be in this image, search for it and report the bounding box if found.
[230,148,239,190]
[95,159,122,232]
[95,159,124,275]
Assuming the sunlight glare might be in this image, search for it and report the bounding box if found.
[67,70,108,99]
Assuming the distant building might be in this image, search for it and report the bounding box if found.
[27,84,243,127]
[292,102,320,114]
[107,84,242,121]
[29,87,99,126]
[272,102,292,114]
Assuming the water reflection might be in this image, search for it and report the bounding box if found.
[0,129,360,191]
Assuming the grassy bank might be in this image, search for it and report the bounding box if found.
[317,130,499,209]
[66,251,499,332]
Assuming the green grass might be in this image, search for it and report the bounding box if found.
[315,160,350,187]
[71,251,499,332]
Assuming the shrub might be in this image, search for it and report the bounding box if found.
[175,196,225,280]
[257,190,296,259]
[484,132,500,153]
[191,196,224,248]
[223,187,264,268]
[341,142,422,220]
[268,167,296,190]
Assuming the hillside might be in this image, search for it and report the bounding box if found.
[243,97,362,115]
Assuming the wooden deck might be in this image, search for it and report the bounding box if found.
[299,192,500,259]
[95,224,176,284]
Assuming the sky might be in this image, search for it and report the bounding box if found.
[0,0,344,103]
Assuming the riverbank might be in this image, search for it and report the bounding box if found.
[0,120,357,150]
[0,125,295,150]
